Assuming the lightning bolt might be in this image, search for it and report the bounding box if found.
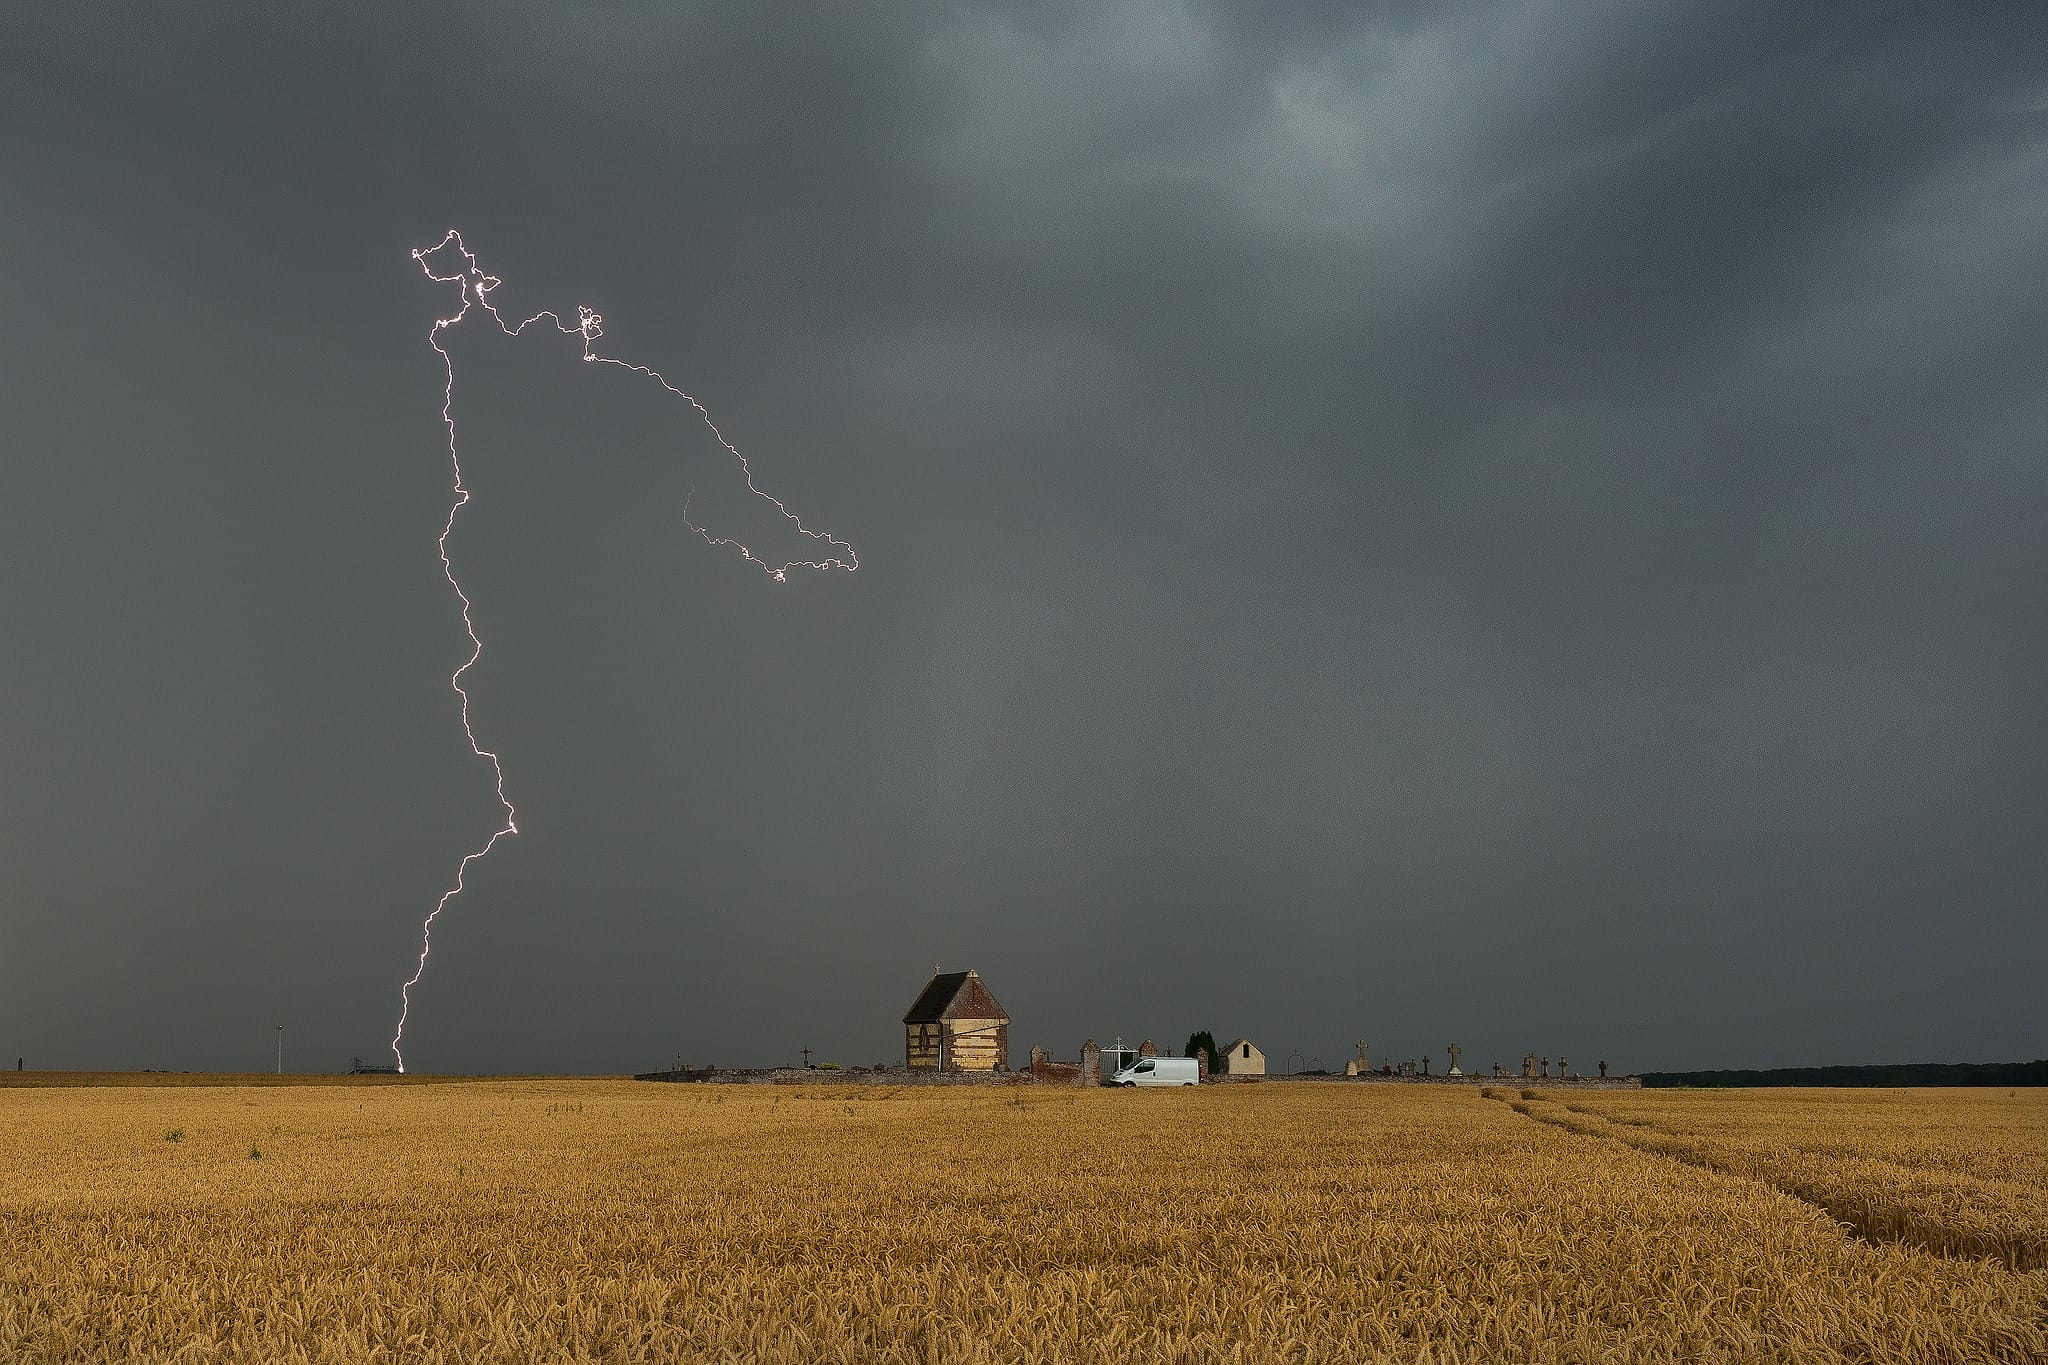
[393,230,856,1072]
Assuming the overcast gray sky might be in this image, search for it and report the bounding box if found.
[4,3,2044,1076]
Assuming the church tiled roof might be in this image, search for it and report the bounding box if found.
[902,969,1008,1024]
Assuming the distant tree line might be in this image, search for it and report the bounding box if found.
[1643,1060,2048,1088]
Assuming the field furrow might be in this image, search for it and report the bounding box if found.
[1489,1088,2048,1272]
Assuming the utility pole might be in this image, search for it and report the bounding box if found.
[800,1044,811,1069]
[275,1024,284,1076]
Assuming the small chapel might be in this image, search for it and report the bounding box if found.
[902,969,1010,1072]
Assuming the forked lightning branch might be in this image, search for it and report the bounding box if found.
[393,231,856,1071]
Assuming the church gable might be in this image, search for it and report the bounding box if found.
[938,971,1006,1023]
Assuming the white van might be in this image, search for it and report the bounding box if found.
[1108,1056,1199,1087]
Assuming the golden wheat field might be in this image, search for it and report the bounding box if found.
[2,1080,2044,1363]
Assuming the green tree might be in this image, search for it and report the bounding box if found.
[1186,1031,1223,1074]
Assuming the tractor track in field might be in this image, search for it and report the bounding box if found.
[1480,1088,2048,1274]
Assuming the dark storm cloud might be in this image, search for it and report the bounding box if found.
[3,3,2043,1076]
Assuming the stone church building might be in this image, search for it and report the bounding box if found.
[903,969,1010,1072]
